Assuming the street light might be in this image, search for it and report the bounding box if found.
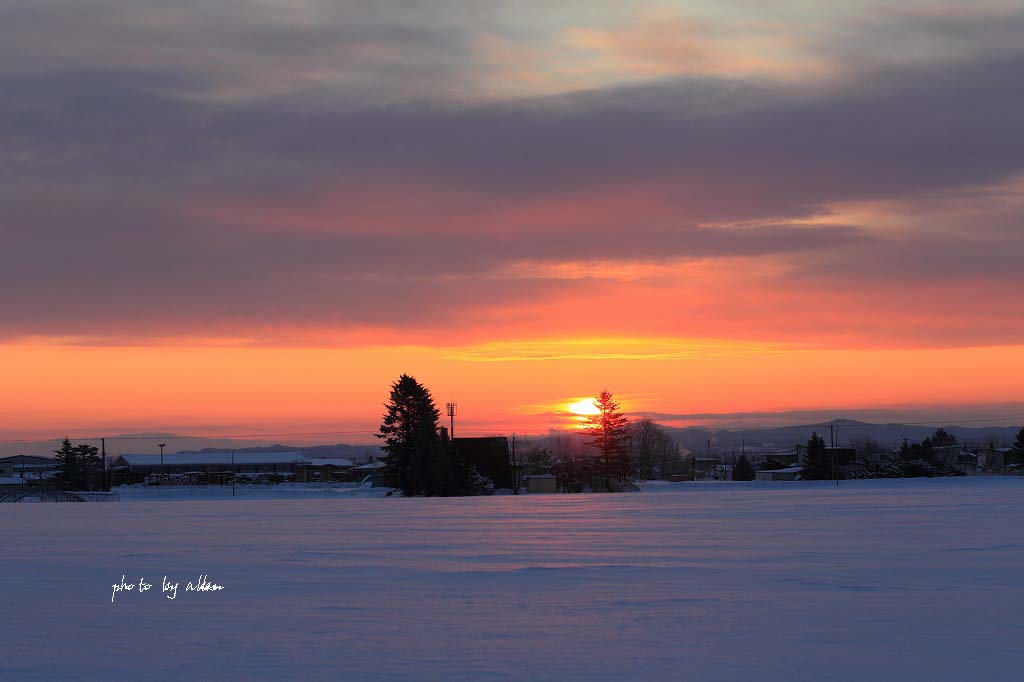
[159,443,166,475]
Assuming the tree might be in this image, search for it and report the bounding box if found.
[852,437,882,459]
[523,443,553,475]
[802,432,831,480]
[550,432,591,493]
[653,430,680,480]
[432,436,478,497]
[628,418,680,480]
[1010,427,1024,466]
[54,438,102,491]
[377,374,442,496]
[732,454,755,481]
[932,428,957,447]
[583,391,631,482]
[899,437,935,464]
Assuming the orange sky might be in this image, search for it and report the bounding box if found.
[3,340,1022,442]
[3,2,1024,441]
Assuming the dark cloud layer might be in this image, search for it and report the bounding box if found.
[2,2,1023,345]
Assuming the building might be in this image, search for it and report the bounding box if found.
[765,446,855,469]
[110,452,353,485]
[294,458,359,483]
[760,449,801,467]
[351,460,387,486]
[691,457,721,480]
[523,474,557,493]
[980,447,1012,471]
[451,436,513,489]
[0,455,60,480]
[825,447,857,467]
[755,467,803,481]
[928,445,979,473]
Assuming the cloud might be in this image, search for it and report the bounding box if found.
[2,2,1024,347]
[561,6,827,81]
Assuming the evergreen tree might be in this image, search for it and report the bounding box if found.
[433,438,478,497]
[78,443,102,490]
[802,432,832,480]
[932,428,957,447]
[54,438,102,490]
[732,454,756,481]
[1011,427,1024,465]
[54,438,80,488]
[377,375,442,496]
[900,437,935,464]
[583,391,631,481]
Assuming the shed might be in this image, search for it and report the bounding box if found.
[524,474,557,494]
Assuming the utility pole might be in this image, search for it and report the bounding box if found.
[446,402,457,440]
[101,437,107,491]
[707,438,712,480]
[510,434,519,495]
[159,443,166,475]
[232,451,236,497]
[830,425,838,487]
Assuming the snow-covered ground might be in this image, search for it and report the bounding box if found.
[112,480,390,501]
[1,478,1022,681]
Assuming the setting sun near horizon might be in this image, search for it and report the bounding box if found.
[2,0,1024,442]
[2,339,1024,442]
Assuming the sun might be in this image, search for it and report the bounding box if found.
[567,398,600,417]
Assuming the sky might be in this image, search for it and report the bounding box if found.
[2,1,1023,442]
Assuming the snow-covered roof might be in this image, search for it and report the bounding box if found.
[356,461,386,470]
[303,458,354,468]
[0,455,57,464]
[116,452,308,467]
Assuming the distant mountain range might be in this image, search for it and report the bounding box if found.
[661,419,1021,454]
[176,443,381,463]
[1,419,1019,458]
[0,434,382,461]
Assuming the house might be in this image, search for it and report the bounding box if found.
[352,460,387,486]
[523,474,557,493]
[979,447,1012,471]
[927,445,978,473]
[755,467,803,481]
[294,458,357,483]
[355,461,386,471]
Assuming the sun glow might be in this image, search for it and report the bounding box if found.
[567,398,600,417]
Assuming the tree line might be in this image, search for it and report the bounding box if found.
[378,379,684,495]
